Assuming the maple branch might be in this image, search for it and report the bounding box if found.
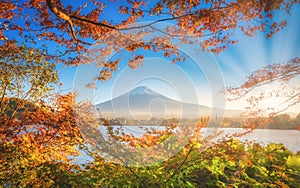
[115,156,147,187]
[253,18,272,29]
[281,91,300,105]
[46,0,201,45]
[46,0,92,45]
[228,59,300,99]
[0,83,7,115]
[120,14,195,31]
[149,25,220,39]
[140,9,173,16]
[269,99,300,117]
[69,15,117,30]
[266,91,300,117]
[70,13,194,31]
[166,145,194,184]
[43,49,78,58]
[9,85,35,120]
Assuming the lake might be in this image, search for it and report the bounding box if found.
[74,126,300,164]
[98,126,300,152]
[216,128,300,153]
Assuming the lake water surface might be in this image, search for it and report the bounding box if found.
[75,126,299,164]
[218,128,300,153]
[98,126,300,152]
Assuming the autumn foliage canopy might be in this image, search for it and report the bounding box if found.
[1,0,300,187]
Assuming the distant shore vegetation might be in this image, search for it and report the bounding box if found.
[102,113,300,130]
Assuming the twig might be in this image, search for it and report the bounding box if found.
[165,145,194,184]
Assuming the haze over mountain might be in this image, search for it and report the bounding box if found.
[96,86,242,119]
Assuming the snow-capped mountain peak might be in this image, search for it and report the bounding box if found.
[129,86,158,96]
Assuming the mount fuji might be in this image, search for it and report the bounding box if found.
[95,86,241,119]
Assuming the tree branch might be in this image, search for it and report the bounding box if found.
[70,13,194,31]
[46,0,92,45]
[166,145,194,184]
[69,15,117,30]
[0,83,7,115]
[269,99,300,117]
[46,0,201,45]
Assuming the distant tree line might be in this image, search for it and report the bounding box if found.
[221,113,300,129]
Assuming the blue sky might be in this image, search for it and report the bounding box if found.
[57,2,300,112]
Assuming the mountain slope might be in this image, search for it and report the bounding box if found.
[96,86,241,119]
